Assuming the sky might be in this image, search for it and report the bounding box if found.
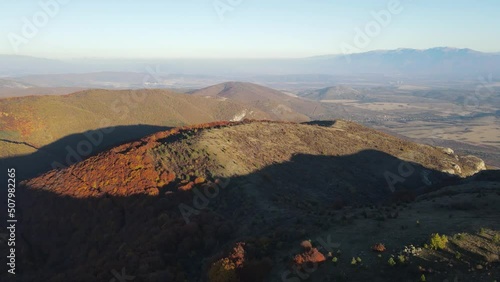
[0,0,499,59]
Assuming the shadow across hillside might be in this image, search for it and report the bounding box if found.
[0,124,171,180]
[3,147,497,281]
[301,120,337,127]
[222,151,459,207]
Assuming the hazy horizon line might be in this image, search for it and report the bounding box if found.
[2,46,499,61]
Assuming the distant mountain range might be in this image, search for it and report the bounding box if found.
[2,48,499,78]
[315,47,500,76]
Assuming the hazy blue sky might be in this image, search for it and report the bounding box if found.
[1,0,499,58]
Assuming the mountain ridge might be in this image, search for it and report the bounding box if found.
[1,47,499,77]
[14,119,498,282]
[23,119,486,199]
[0,88,276,179]
[190,82,324,122]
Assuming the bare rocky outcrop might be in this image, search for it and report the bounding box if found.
[436,146,485,177]
[458,155,486,176]
[439,147,455,155]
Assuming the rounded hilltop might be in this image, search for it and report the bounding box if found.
[24,119,485,200]
[15,119,499,282]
